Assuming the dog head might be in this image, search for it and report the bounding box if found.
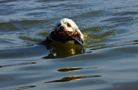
[48,18,85,45]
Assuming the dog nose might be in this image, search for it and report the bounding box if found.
[58,26,65,31]
[60,26,65,30]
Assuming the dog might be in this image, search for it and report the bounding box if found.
[42,18,85,46]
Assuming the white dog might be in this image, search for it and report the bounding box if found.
[42,18,85,46]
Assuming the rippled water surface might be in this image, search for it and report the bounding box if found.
[1,0,138,90]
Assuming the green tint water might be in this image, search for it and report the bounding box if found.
[0,0,138,90]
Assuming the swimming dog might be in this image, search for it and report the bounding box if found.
[42,18,85,46]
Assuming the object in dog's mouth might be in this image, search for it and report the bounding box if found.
[43,18,85,46]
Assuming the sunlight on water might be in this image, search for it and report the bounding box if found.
[0,0,138,90]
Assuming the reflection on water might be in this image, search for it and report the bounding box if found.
[43,41,85,59]
[45,76,86,83]
[80,26,115,45]
[5,85,36,90]
[1,0,138,90]
[58,67,83,72]
[45,75,101,83]
[0,62,36,68]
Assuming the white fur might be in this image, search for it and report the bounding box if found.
[55,18,84,39]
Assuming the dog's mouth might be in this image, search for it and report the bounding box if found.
[51,30,85,46]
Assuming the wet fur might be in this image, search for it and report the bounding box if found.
[49,18,83,45]
[51,30,82,43]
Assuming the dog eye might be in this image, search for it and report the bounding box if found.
[67,23,71,28]
[57,23,61,27]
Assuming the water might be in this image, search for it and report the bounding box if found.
[0,0,138,90]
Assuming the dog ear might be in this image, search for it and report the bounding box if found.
[75,27,84,40]
[74,25,81,33]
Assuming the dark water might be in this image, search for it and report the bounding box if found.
[0,0,138,90]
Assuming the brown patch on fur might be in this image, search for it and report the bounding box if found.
[51,30,82,44]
